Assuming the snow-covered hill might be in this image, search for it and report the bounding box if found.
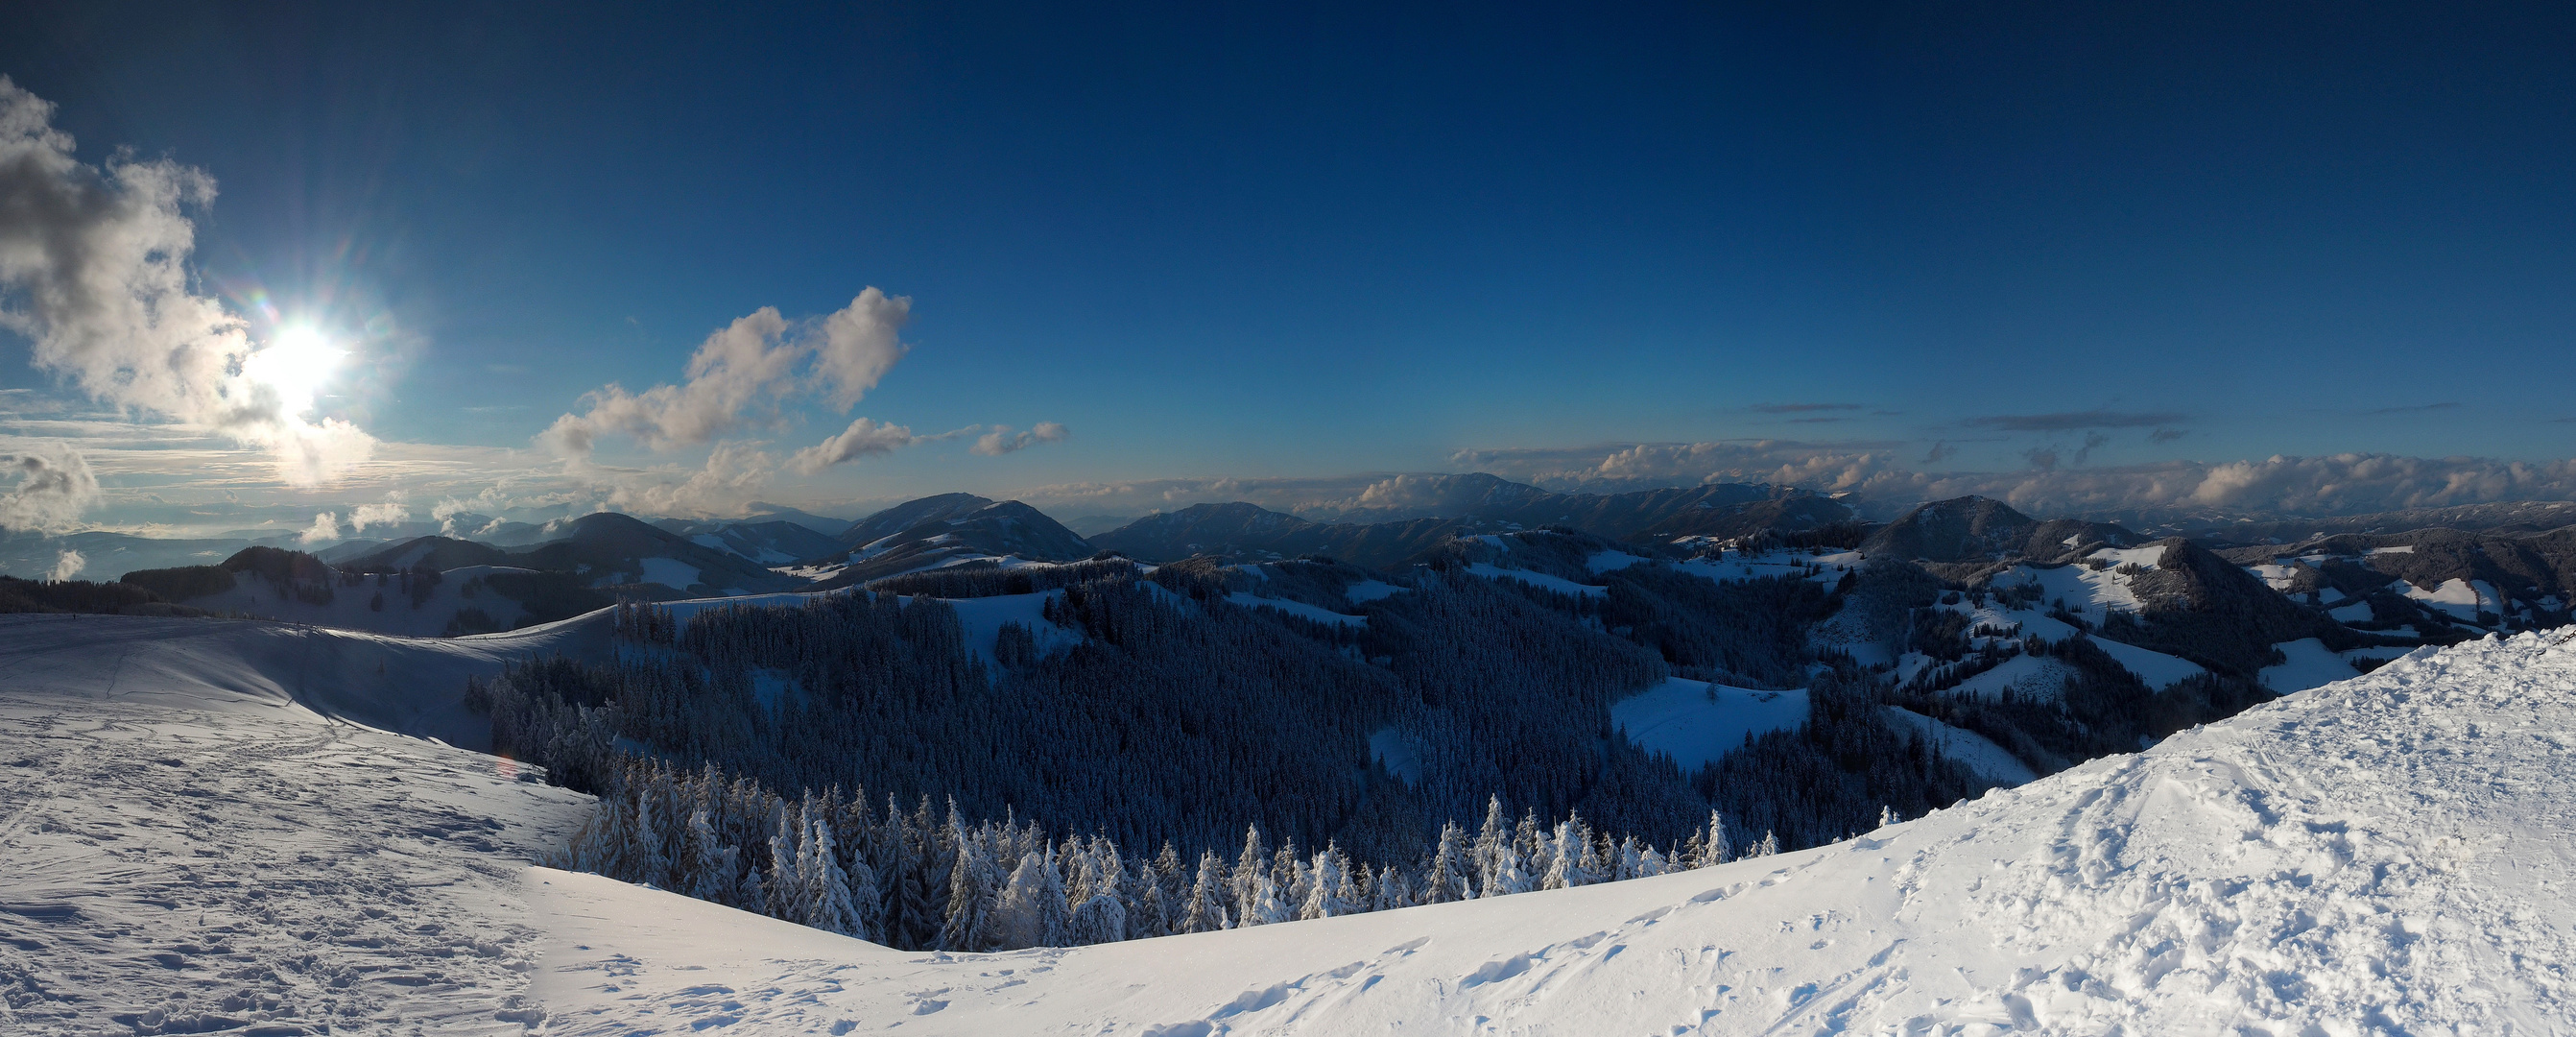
[529,631,2576,1034]
[4,615,2572,1034]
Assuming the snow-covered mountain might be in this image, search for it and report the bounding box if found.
[652,518,848,567]
[807,494,1097,587]
[6,609,2566,1034]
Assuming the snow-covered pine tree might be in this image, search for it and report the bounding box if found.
[806,810,862,937]
[1700,810,1731,867]
[1178,851,1228,933]
[1229,825,1268,925]
[1422,821,1472,904]
[992,850,1072,949]
[1471,797,1509,894]
[1297,844,1355,921]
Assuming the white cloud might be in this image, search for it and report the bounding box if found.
[971,422,1069,457]
[606,441,776,518]
[299,512,341,544]
[346,496,409,533]
[542,290,916,458]
[814,288,911,409]
[790,418,921,473]
[46,548,83,582]
[0,77,374,484]
[0,443,100,531]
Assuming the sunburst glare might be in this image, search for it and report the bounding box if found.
[241,326,344,418]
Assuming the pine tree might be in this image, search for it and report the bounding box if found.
[1298,845,1355,921]
[1421,821,1473,904]
[1179,851,1228,933]
[1471,797,1509,895]
[1230,825,1269,925]
[993,850,1072,950]
[807,810,862,937]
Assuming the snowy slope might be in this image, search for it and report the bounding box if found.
[523,633,2576,1035]
[1609,677,1807,769]
[0,615,601,1035]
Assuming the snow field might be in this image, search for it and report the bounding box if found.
[529,632,2576,1034]
[1461,563,1605,598]
[1609,677,1807,770]
[1222,592,1367,627]
[1877,706,2040,784]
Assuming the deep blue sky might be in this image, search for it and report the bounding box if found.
[4,1,2574,521]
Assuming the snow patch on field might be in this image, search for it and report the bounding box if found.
[2396,577,2497,620]
[1879,706,2040,784]
[1227,592,1368,626]
[1343,579,1404,604]
[2083,635,2206,689]
[1609,677,1807,769]
[2330,600,2375,622]
[1671,548,1858,587]
[1367,727,1423,784]
[2260,637,2393,694]
[1584,550,1652,573]
[945,591,1083,665]
[1463,564,1606,598]
[634,556,704,591]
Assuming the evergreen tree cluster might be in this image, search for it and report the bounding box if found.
[552,753,1769,952]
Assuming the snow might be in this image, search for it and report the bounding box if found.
[2242,563,2300,591]
[2087,544,2167,569]
[1990,560,2142,625]
[1584,549,1651,573]
[0,615,597,1035]
[1672,548,1859,587]
[12,611,2576,1035]
[2396,577,2496,620]
[1609,677,1807,769]
[1366,727,1422,784]
[1944,653,2076,702]
[1225,591,1367,626]
[2364,544,2417,555]
[943,591,1084,666]
[2329,600,2375,621]
[1462,563,1606,598]
[2082,635,2206,689]
[1342,579,1403,604]
[1879,706,2040,784]
[2259,637,2396,694]
[527,632,2576,1035]
[634,556,704,591]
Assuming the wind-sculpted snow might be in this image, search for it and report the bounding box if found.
[530,632,2576,1034]
[0,615,594,1035]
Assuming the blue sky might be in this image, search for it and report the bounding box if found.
[2,2,2574,531]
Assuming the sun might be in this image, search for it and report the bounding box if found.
[242,326,345,417]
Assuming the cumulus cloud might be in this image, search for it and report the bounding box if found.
[0,444,100,531]
[347,496,408,532]
[299,512,341,544]
[606,441,775,517]
[971,422,1069,457]
[791,418,922,473]
[0,77,373,483]
[46,548,83,582]
[814,288,911,409]
[543,290,914,459]
[1962,410,2184,432]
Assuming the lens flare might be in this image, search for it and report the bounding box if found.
[241,326,344,417]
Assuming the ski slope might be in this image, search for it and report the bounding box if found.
[528,633,2576,1035]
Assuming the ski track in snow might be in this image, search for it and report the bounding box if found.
[527,634,2576,1035]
